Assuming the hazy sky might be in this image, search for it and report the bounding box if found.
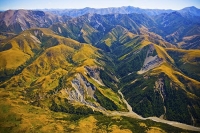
[0,0,200,10]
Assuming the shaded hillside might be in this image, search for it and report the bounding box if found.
[50,13,176,49]
[117,43,200,126]
[49,12,200,49]
[153,11,200,45]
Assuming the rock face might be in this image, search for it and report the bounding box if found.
[69,67,109,110]
[138,44,163,74]
[85,66,104,85]
[69,72,109,111]
[154,77,166,118]
[154,78,166,99]
[70,73,96,104]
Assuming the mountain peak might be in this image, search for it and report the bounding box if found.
[182,6,198,10]
[179,6,200,17]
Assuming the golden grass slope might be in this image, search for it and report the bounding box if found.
[166,48,200,64]
[0,29,127,112]
[101,25,136,47]
[2,42,100,89]
[151,62,200,90]
[0,88,130,133]
[0,87,191,133]
[0,28,103,94]
[153,44,174,63]
[0,31,42,72]
[73,44,100,63]
[0,49,30,71]
[0,28,83,77]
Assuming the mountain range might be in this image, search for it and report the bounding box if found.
[0,6,200,132]
[42,6,200,17]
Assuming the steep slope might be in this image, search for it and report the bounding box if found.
[1,7,199,48]
[50,13,176,50]
[177,34,200,49]
[154,11,200,47]
[48,11,200,50]
[117,42,200,126]
[0,28,79,81]
[0,28,128,116]
[96,25,136,52]
[167,48,200,81]
[179,6,200,23]
[0,29,42,81]
[179,6,200,17]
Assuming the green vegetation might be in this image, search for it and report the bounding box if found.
[95,89,118,111]
[167,49,200,81]
[50,98,98,115]
[0,90,193,133]
[99,69,118,92]
[94,115,192,133]
[122,76,164,117]
[164,76,200,126]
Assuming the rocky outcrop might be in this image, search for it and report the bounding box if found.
[70,73,97,106]
[85,66,104,85]
[154,78,165,97]
[154,77,166,118]
[138,44,163,74]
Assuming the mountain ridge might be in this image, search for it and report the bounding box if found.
[42,6,200,17]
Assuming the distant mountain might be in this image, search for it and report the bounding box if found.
[0,8,200,49]
[49,12,200,49]
[153,11,200,46]
[0,10,70,34]
[43,6,200,18]
[178,6,200,23]
[43,6,174,17]
[179,6,200,17]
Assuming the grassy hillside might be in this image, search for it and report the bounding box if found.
[117,42,200,126]
[0,88,195,133]
[167,48,200,81]
[0,28,128,121]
